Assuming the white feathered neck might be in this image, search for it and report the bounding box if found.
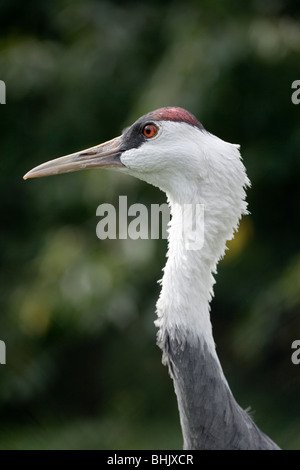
[153,126,250,355]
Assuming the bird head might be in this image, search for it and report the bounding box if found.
[24,107,248,207]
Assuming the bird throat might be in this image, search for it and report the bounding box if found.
[155,194,224,355]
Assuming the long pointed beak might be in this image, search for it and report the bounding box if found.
[23,135,124,180]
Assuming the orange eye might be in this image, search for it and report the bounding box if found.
[142,123,158,138]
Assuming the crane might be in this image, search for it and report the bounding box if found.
[24,106,280,450]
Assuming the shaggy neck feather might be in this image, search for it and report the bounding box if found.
[155,175,245,355]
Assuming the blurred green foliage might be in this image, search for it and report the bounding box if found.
[0,0,300,449]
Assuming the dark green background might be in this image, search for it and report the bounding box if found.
[0,0,299,449]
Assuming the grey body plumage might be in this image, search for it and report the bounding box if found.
[161,331,280,450]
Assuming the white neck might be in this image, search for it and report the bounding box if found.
[155,169,248,357]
